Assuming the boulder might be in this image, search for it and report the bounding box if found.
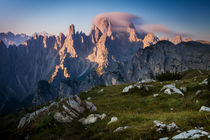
[79,113,106,125]
[161,84,184,96]
[85,100,97,111]
[122,85,134,93]
[54,112,72,123]
[107,117,118,125]
[153,120,178,132]
[153,94,159,97]
[199,78,208,85]
[199,106,210,112]
[159,137,168,140]
[172,129,209,139]
[113,126,131,133]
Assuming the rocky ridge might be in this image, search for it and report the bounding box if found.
[0,16,210,114]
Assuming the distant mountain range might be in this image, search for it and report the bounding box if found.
[0,32,30,46]
[0,16,210,114]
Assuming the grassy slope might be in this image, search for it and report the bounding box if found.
[0,70,210,140]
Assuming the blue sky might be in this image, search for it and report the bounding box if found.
[0,0,210,40]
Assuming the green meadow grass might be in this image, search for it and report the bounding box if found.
[0,69,210,140]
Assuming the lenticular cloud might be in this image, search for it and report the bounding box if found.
[92,12,142,32]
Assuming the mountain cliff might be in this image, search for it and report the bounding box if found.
[0,16,146,113]
[102,41,210,85]
[0,16,210,114]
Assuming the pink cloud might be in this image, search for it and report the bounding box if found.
[92,12,142,32]
[92,12,192,39]
[138,24,192,38]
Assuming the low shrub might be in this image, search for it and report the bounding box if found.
[156,71,182,81]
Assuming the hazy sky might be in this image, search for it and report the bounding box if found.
[0,0,210,40]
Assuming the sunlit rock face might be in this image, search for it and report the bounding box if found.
[143,33,159,48]
[184,37,192,42]
[172,35,182,45]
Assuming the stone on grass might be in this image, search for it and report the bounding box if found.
[153,120,178,132]
[98,88,104,93]
[180,87,187,92]
[199,78,208,85]
[80,113,106,125]
[54,112,72,123]
[159,137,168,140]
[195,90,201,95]
[153,94,159,97]
[85,100,97,111]
[199,106,210,112]
[113,126,131,133]
[161,84,184,96]
[68,96,85,113]
[107,117,118,125]
[18,106,49,128]
[172,129,209,139]
[122,85,134,93]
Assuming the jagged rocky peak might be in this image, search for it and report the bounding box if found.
[127,23,141,42]
[184,37,192,42]
[93,17,112,36]
[68,24,75,36]
[56,32,66,48]
[90,25,103,43]
[62,24,77,57]
[172,35,182,44]
[59,32,65,40]
[143,32,159,48]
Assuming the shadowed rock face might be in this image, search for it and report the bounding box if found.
[32,80,58,106]
[102,41,210,85]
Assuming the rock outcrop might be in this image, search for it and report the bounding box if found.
[171,35,182,45]
[143,33,159,48]
[18,95,97,128]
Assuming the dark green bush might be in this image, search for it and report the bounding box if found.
[156,71,182,81]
